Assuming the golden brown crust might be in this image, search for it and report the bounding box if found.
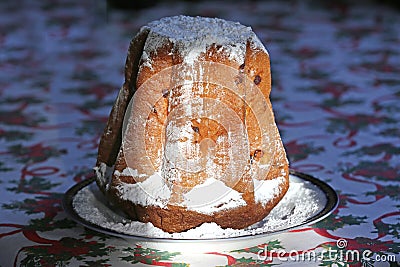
[95,17,290,233]
[96,29,149,168]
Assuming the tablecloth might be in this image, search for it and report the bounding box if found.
[0,0,399,266]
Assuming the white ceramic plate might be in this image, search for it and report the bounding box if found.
[63,170,338,252]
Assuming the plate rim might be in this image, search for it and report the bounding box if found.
[62,169,338,243]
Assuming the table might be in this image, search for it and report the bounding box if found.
[1,0,399,266]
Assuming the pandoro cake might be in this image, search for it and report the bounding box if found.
[94,15,289,233]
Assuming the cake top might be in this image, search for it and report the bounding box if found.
[140,15,267,65]
[144,15,260,45]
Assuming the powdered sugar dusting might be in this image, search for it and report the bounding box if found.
[114,167,145,178]
[73,174,327,239]
[140,15,267,70]
[93,162,113,190]
[253,176,286,206]
[183,178,246,214]
[116,172,171,208]
[114,166,247,214]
